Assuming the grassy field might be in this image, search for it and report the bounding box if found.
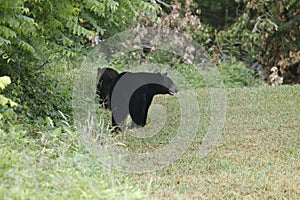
[1,85,299,199]
[130,85,300,199]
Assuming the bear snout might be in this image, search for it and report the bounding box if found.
[168,85,178,95]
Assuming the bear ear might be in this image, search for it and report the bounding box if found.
[98,67,106,75]
[163,71,168,76]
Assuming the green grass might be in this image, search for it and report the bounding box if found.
[129,85,300,199]
[1,85,299,199]
[0,120,146,199]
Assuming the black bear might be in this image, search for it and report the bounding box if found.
[109,71,178,130]
[97,67,119,109]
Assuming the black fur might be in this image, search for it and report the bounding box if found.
[97,68,119,109]
[109,72,178,130]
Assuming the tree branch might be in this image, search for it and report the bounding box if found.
[155,0,174,9]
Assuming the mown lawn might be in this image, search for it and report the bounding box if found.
[130,85,300,199]
[1,85,299,199]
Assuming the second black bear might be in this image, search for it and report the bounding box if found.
[97,67,119,109]
[109,71,178,130]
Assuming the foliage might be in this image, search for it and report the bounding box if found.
[154,0,299,84]
[138,0,212,46]
[108,48,257,89]
[0,0,159,121]
[0,0,158,63]
[109,49,207,89]
[218,58,258,87]
[196,0,245,29]
[0,76,17,107]
[131,0,261,87]
[0,76,18,133]
[11,62,74,121]
[157,0,245,30]
[216,0,300,83]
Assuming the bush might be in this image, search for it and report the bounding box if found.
[0,76,18,131]
[3,62,75,124]
[218,58,258,87]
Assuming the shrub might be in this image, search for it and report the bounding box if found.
[218,58,258,87]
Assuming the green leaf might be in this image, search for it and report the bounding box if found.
[0,36,11,45]
[0,76,11,90]
[0,25,17,39]
[0,95,9,106]
[8,100,18,107]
